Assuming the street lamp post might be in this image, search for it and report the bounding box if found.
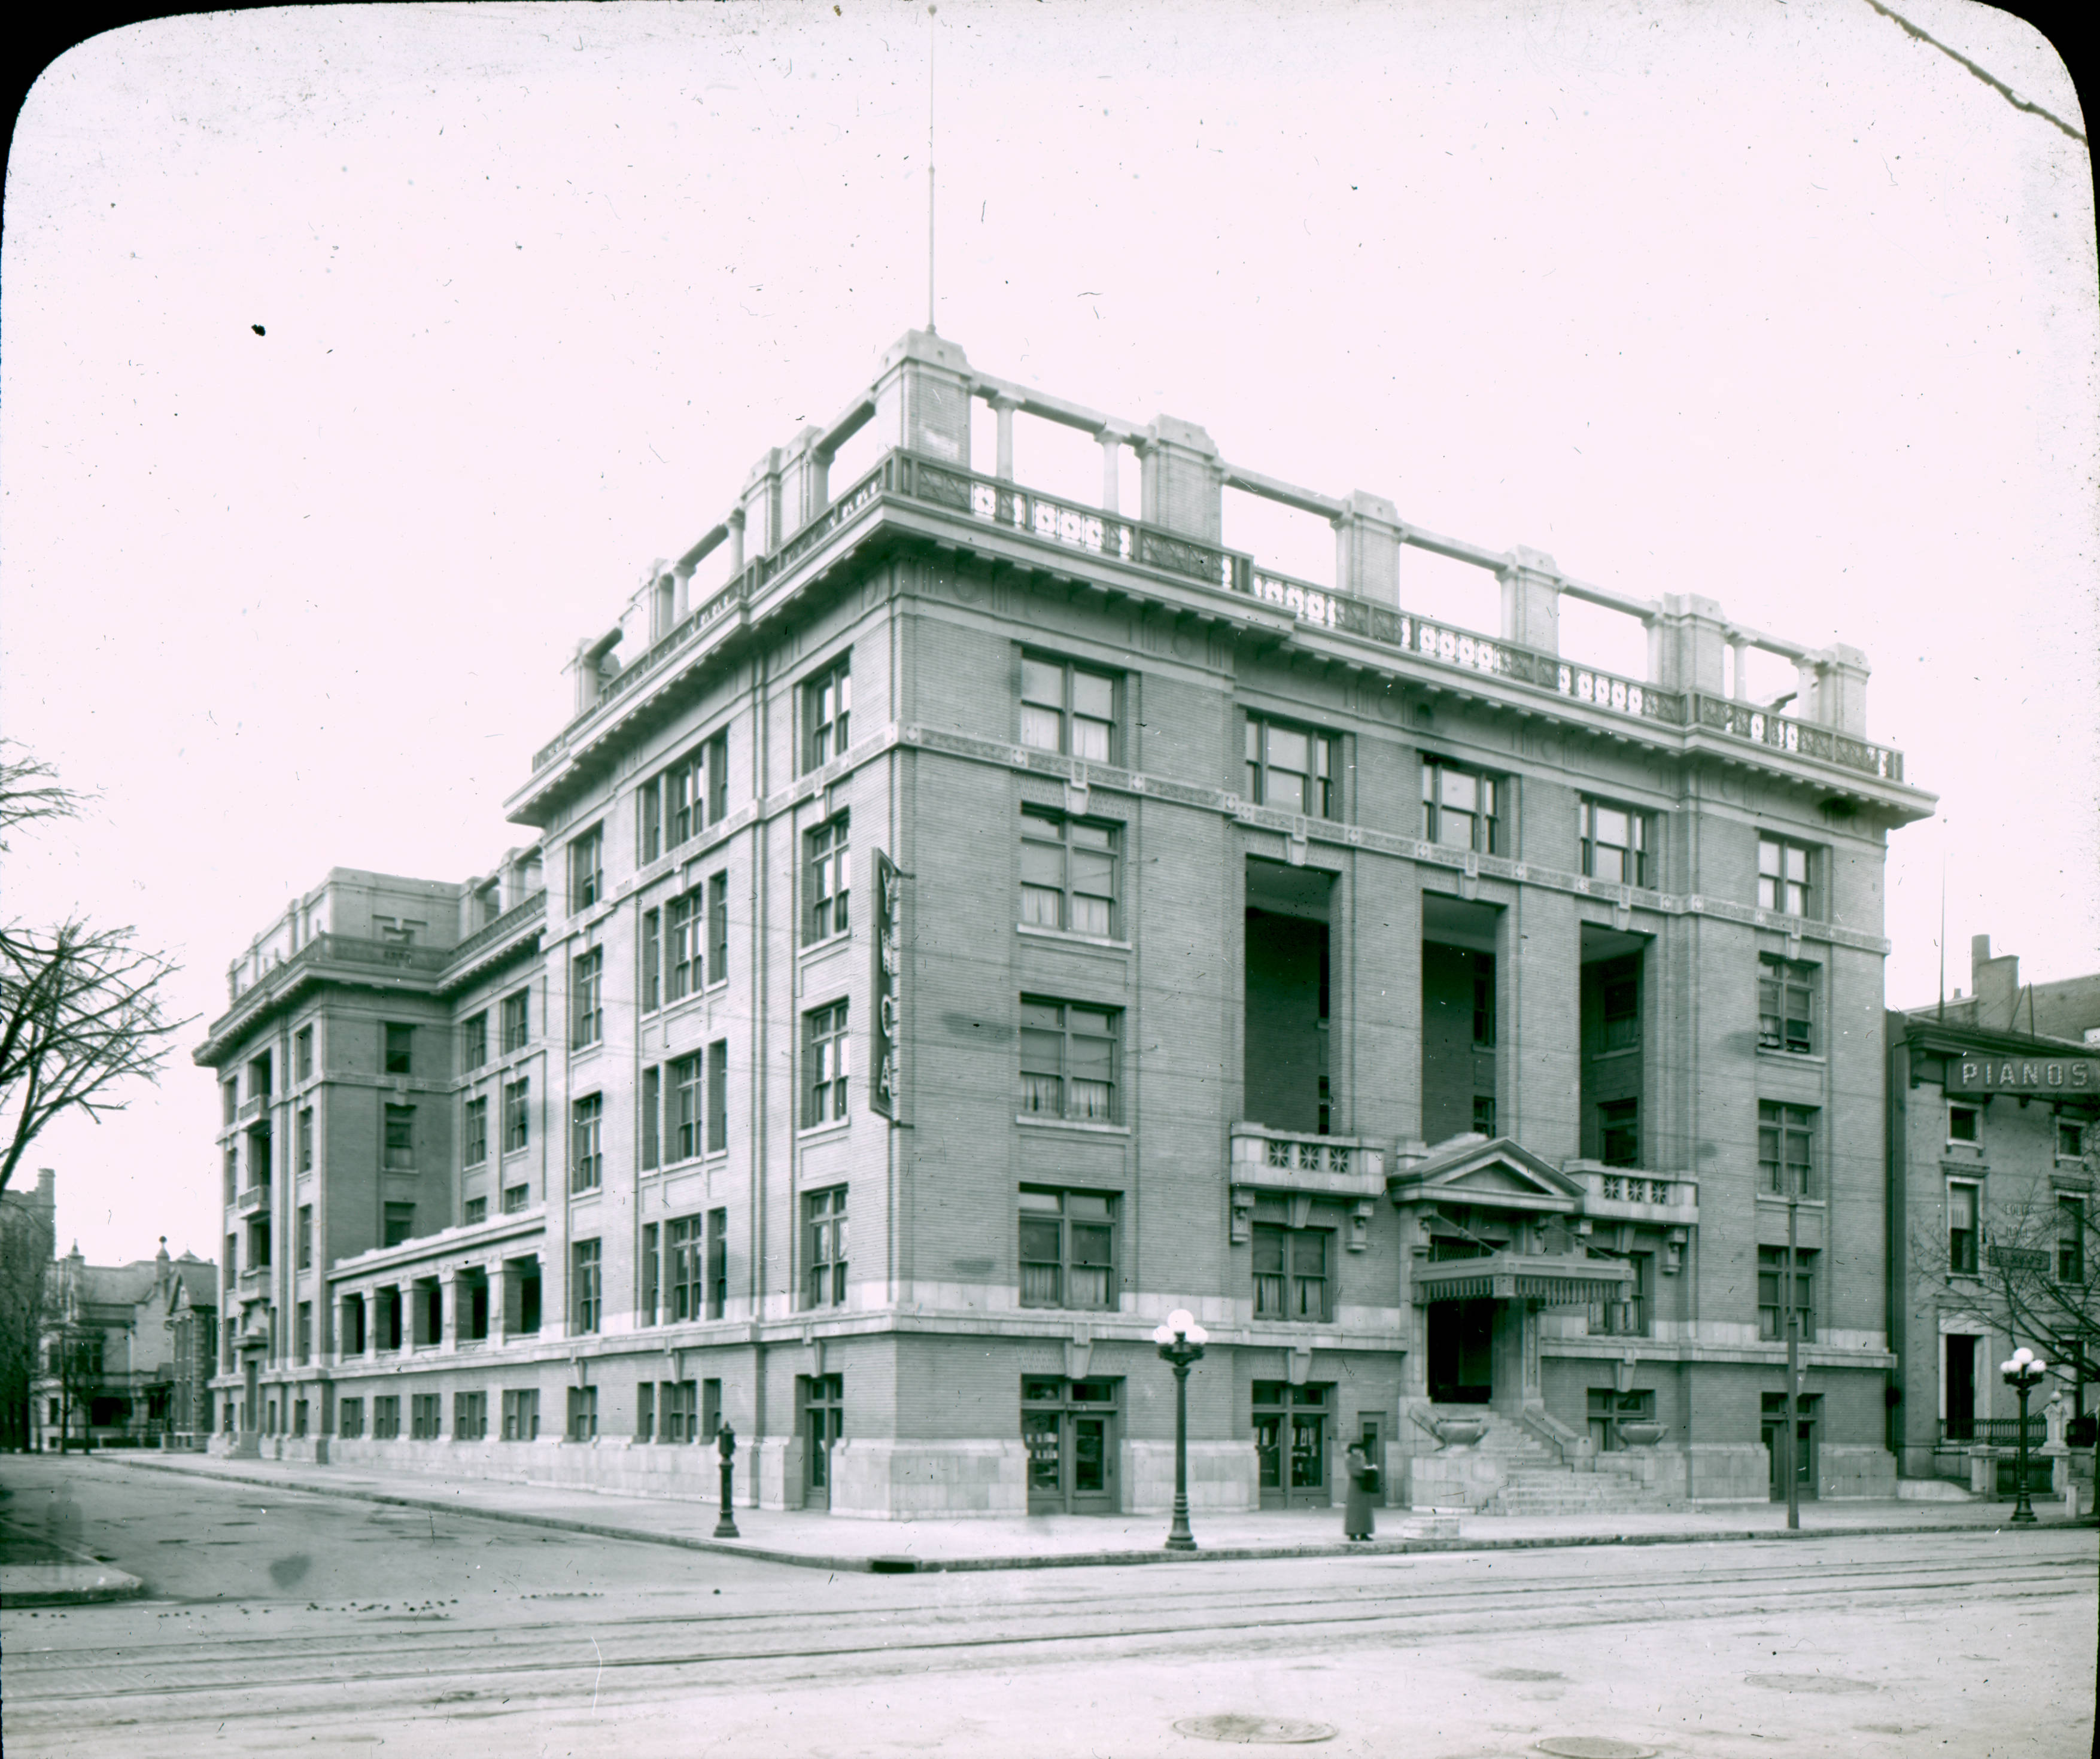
[1999,1347,2049,1526]
[1152,1307,1209,1552]
[713,1420,741,1539]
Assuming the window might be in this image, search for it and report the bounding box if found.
[1600,1098,1640,1169]
[1019,1189,1116,1309]
[640,909,661,1012]
[461,1010,488,1071]
[1579,799,1651,886]
[295,1026,314,1082]
[454,1391,487,1441]
[2060,1197,2086,1283]
[668,1215,702,1320]
[1758,957,1816,1054]
[636,1380,655,1442]
[1020,810,1116,935]
[248,1216,272,1267]
[339,1398,365,1440]
[1421,759,1501,853]
[464,1097,488,1166]
[297,1204,313,1270]
[708,872,729,983]
[572,948,604,1048]
[702,1378,722,1441]
[707,1040,728,1153]
[1587,1387,1656,1452]
[640,1222,660,1325]
[1756,1246,1815,1341]
[372,1396,401,1441]
[1587,1250,1652,1337]
[411,1393,442,1440]
[384,1105,416,1171]
[707,1207,728,1320]
[2058,1121,2086,1160]
[298,1107,315,1173]
[670,1054,703,1161]
[1948,1182,1980,1274]
[383,1024,414,1076]
[1757,836,1814,917]
[1253,1224,1330,1322]
[503,1184,529,1215]
[648,731,729,856]
[501,1389,539,1441]
[296,1301,312,1362]
[464,1195,487,1224]
[661,1379,700,1444]
[570,1094,603,1193]
[1472,1095,1497,1136]
[567,1386,598,1442]
[805,1187,847,1307]
[1600,963,1639,1052]
[224,1142,238,1202]
[384,1203,415,1248]
[378,1285,403,1348]
[500,988,530,1054]
[503,1078,530,1153]
[223,1079,239,1125]
[1246,716,1338,817]
[641,1066,661,1170]
[1019,1000,1117,1122]
[806,812,850,944]
[571,1239,601,1334]
[1021,655,1116,761]
[667,890,702,1000]
[1758,1103,1815,1197]
[250,1050,273,1098]
[805,656,852,771]
[804,1001,850,1126]
[567,824,604,912]
[343,1294,366,1355]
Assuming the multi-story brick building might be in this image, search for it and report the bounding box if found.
[34,1237,217,1450]
[1888,935,2099,1498]
[199,328,1934,1515]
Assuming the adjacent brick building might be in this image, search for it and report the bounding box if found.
[34,1237,217,1449]
[199,329,1936,1514]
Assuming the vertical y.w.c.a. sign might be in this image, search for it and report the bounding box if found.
[872,850,901,1118]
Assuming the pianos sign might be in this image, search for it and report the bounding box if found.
[1950,1055,2099,1094]
[871,850,902,1119]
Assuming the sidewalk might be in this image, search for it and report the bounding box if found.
[0,1514,145,1608]
[90,1450,2092,1578]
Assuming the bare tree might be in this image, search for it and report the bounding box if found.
[0,1197,53,1448]
[1977,1183,2100,1406]
[45,1314,107,1454]
[0,747,190,1195]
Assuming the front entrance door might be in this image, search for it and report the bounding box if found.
[244,1359,259,1432]
[1022,1377,1119,1513]
[1945,1335,1978,1441]
[1427,1299,1495,1403]
[1762,1392,1819,1501]
[1254,1381,1332,1507]
[803,1374,843,1510]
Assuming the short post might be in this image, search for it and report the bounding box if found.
[1151,1307,1209,1552]
[714,1419,741,1539]
[2000,1349,2049,1525]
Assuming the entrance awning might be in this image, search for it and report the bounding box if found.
[1411,1250,1636,1307]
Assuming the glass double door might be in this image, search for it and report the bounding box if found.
[1022,1377,1118,1513]
[803,1374,843,1510]
[1762,1393,1818,1501]
[1254,1381,1331,1507]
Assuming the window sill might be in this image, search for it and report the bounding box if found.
[1016,1114,1130,1136]
[1016,924,1132,952]
[1019,1302,1121,1315]
[800,933,852,959]
[798,1118,852,1144]
[1754,1193,1826,1209]
[1755,1048,1826,1064]
[569,1042,604,1063]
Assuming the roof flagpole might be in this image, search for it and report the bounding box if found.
[926,4,938,333]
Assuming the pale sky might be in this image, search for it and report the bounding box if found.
[2,0,2093,1264]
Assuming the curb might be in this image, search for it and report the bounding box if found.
[96,1455,2096,1576]
[0,1517,147,1608]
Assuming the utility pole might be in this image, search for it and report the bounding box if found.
[1785,1191,1800,1532]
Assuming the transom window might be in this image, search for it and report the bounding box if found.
[1022,656,1116,762]
[1246,717,1337,818]
[1020,999,1118,1123]
[1421,759,1501,853]
[1758,1102,1815,1197]
[1758,956,1816,1054]
[804,1001,850,1127]
[1253,1224,1329,1322]
[805,656,852,771]
[1580,798,1649,886]
[1757,836,1814,917]
[1019,1189,1116,1310]
[804,1186,847,1307]
[806,812,850,945]
[1020,809,1116,936]
[569,823,604,911]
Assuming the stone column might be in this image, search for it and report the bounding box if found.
[1139,415,1224,543]
[1099,433,1122,513]
[1816,644,1871,734]
[1652,594,1728,696]
[992,396,1017,481]
[1792,654,1825,725]
[1333,491,1402,607]
[1497,546,1562,653]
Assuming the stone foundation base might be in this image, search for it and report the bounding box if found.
[1122,1440,1259,1515]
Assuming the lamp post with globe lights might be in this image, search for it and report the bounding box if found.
[1999,1347,2049,1524]
[1153,1308,1209,1551]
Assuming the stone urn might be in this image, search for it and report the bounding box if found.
[1431,1416,1488,1448]
[1616,1420,1666,1448]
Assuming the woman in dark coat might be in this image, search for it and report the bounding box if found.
[1342,1442,1379,1541]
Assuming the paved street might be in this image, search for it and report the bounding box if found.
[2,1454,2092,1758]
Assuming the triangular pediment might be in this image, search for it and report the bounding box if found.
[1386,1134,1585,1210]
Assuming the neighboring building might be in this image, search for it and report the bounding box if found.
[197,328,1934,1514]
[33,1238,217,1449]
[1889,936,2100,1492]
[0,1169,59,1450]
